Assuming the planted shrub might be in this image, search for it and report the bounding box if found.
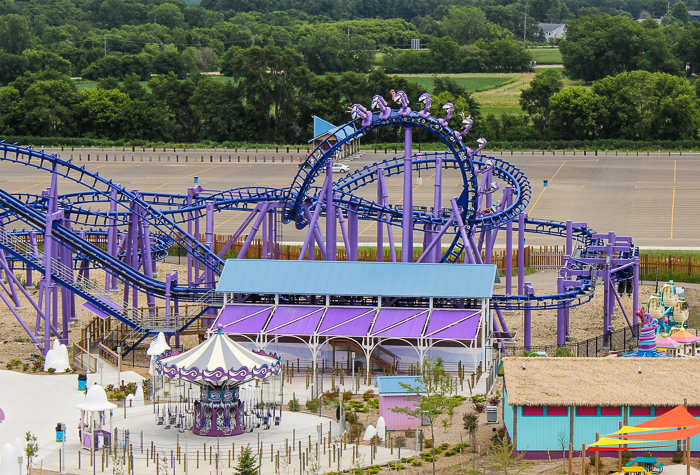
[363,389,375,401]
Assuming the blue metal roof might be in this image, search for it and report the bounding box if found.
[377,376,425,395]
[312,116,336,138]
[308,121,356,143]
[215,260,497,299]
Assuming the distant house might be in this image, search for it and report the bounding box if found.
[636,18,662,24]
[502,357,700,456]
[538,23,566,41]
[689,10,700,21]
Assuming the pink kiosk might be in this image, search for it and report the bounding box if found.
[77,385,116,450]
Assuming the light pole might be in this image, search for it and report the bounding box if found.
[116,346,122,387]
[18,455,23,475]
[351,352,356,394]
[59,423,67,475]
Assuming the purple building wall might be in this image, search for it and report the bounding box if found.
[379,395,420,431]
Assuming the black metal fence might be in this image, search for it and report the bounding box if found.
[506,323,641,357]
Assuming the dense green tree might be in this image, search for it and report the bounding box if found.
[439,6,505,45]
[560,15,679,82]
[671,1,690,22]
[149,73,198,140]
[528,0,571,22]
[150,2,186,28]
[189,77,243,141]
[21,78,79,137]
[482,39,532,72]
[0,14,34,55]
[519,69,564,132]
[675,23,700,75]
[230,45,314,141]
[549,87,603,139]
[82,56,124,80]
[592,71,700,140]
[0,53,29,86]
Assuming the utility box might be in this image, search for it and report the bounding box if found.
[486,406,498,423]
[56,423,66,442]
[78,373,87,391]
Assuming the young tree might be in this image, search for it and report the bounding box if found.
[234,444,258,475]
[392,357,459,475]
[463,411,479,449]
[24,431,38,474]
[485,435,531,475]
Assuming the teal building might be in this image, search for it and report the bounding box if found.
[502,357,700,457]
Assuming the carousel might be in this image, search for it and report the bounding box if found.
[155,325,282,436]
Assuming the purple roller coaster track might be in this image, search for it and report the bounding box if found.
[0,90,640,357]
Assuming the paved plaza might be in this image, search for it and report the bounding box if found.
[1,147,698,248]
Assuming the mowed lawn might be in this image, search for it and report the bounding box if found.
[404,74,516,93]
[528,47,563,64]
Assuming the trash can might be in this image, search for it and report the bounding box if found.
[486,406,498,423]
[78,373,87,391]
[55,423,66,442]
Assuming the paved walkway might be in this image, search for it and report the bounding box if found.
[0,370,401,475]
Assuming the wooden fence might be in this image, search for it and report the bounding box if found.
[640,254,700,280]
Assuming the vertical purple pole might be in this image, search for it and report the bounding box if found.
[633,258,639,326]
[432,156,443,263]
[377,168,385,262]
[484,170,493,264]
[518,213,527,296]
[325,161,336,261]
[165,273,172,328]
[237,204,271,259]
[205,202,214,285]
[402,127,413,262]
[524,283,532,351]
[565,220,573,257]
[27,230,36,288]
[261,204,268,258]
[348,204,358,261]
[557,277,565,347]
[186,190,194,285]
[505,190,513,295]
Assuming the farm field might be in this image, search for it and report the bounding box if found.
[528,46,563,64]
[404,74,517,93]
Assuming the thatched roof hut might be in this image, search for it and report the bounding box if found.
[503,357,700,407]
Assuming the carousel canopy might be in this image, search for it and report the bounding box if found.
[156,328,281,384]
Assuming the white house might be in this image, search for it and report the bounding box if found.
[538,23,566,41]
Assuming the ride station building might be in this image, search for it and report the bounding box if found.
[211,260,497,382]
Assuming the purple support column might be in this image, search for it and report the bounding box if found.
[107,188,119,291]
[416,212,456,263]
[602,267,610,346]
[261,203,268,258]
[348,204,358,261]
[26,230,36,288]
[524,283,532,351]
[432,156,443,263]
[165,273,172,329]
[337,208,350,254]
[205,202,214,284]
[325,161,336,261]
[565,220,573,257]
[505,190,513,295]
[186,189,194,285]
[377,168,384,262]
[380,172,397,262]
[518,213,527,295]
[556,277,566,347]
[402,127,413,262]
[484,170,493,264]
[237,204,271,259]
[633,258,640,326]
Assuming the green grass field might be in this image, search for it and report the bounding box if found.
[528,47,563,65]
[406,75,516,93]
